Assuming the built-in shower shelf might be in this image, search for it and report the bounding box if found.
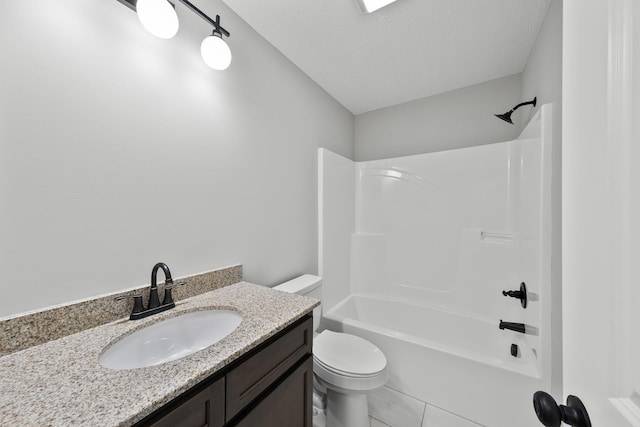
[480,231,515,242]
[480,231,539,242]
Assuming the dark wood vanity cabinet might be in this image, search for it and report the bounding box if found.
[234,356,313,427]
[135,314,313,427]
[148,377,225,427]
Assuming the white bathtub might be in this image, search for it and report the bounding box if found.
[322,295,546,427]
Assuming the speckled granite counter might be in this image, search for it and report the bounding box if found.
[0,282,319,426]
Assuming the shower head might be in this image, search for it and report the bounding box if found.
[495,112,514,124]
[494,97,537,125]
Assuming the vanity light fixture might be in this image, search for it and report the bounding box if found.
[201,15,232,70]
[136,0,179,39]
[116,0,232,69]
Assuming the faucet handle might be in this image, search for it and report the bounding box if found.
[114,294,145,314]
[162,282,186,305]
[164,281,186,290]
[501,282,528,308]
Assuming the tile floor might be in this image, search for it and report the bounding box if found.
[367,386,484,427]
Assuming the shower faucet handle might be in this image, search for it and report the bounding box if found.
[502,282,528,308]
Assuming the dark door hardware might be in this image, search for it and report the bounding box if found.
[502,282,528,308]
[499,320,526,334]
[533,391,591,427]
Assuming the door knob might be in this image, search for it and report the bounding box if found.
[533,391,591,427]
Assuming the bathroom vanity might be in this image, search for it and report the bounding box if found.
[0,280,318,426]
[138,315,313,427]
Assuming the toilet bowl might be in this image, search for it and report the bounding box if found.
[314,330,388,427]
[273,275,388,427]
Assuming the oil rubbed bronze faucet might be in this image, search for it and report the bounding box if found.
[149,262,173,310]
[115,262,185,320]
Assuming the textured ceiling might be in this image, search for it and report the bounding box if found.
[221,0,552,114]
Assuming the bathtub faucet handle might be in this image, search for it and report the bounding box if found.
[502,282,527,308]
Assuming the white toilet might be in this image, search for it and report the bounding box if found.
[274,275,388,427]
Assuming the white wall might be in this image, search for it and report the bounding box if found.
[521,0,563,399]
[353,74,523,161]
[522,0,563,127]
[0,0,353,317]
[318,149,355,312]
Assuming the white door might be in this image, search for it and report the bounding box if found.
[560,0,640,425]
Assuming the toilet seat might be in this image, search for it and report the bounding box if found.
[314,330,387,376]
[313,357,382,378]
[313,330,388,392]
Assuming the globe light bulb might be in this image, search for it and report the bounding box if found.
[136,0,179,39]
[201,35,232,70]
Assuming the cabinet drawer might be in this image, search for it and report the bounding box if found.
[226,316,313,422]
[147,377,225,427]
[233,355,313,427]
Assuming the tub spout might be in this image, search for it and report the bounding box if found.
[499,320,526,334]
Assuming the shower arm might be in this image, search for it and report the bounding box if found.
[495,97,537,124]
[508,99,536,114]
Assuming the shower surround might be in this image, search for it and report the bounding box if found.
[318,105,554,427]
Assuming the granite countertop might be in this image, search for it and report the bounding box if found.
[0,282,319,426]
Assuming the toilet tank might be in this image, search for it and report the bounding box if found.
[273,274,322,332]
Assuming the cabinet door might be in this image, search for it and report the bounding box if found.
[147,377,225,427]
[226,316,312,422]
[233,356,313,427]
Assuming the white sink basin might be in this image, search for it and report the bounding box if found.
[99,309,243,370]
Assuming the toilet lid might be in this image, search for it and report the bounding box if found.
[313,330,387,377]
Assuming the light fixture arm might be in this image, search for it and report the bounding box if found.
[115,0,230,37]
[175,0,230,37]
